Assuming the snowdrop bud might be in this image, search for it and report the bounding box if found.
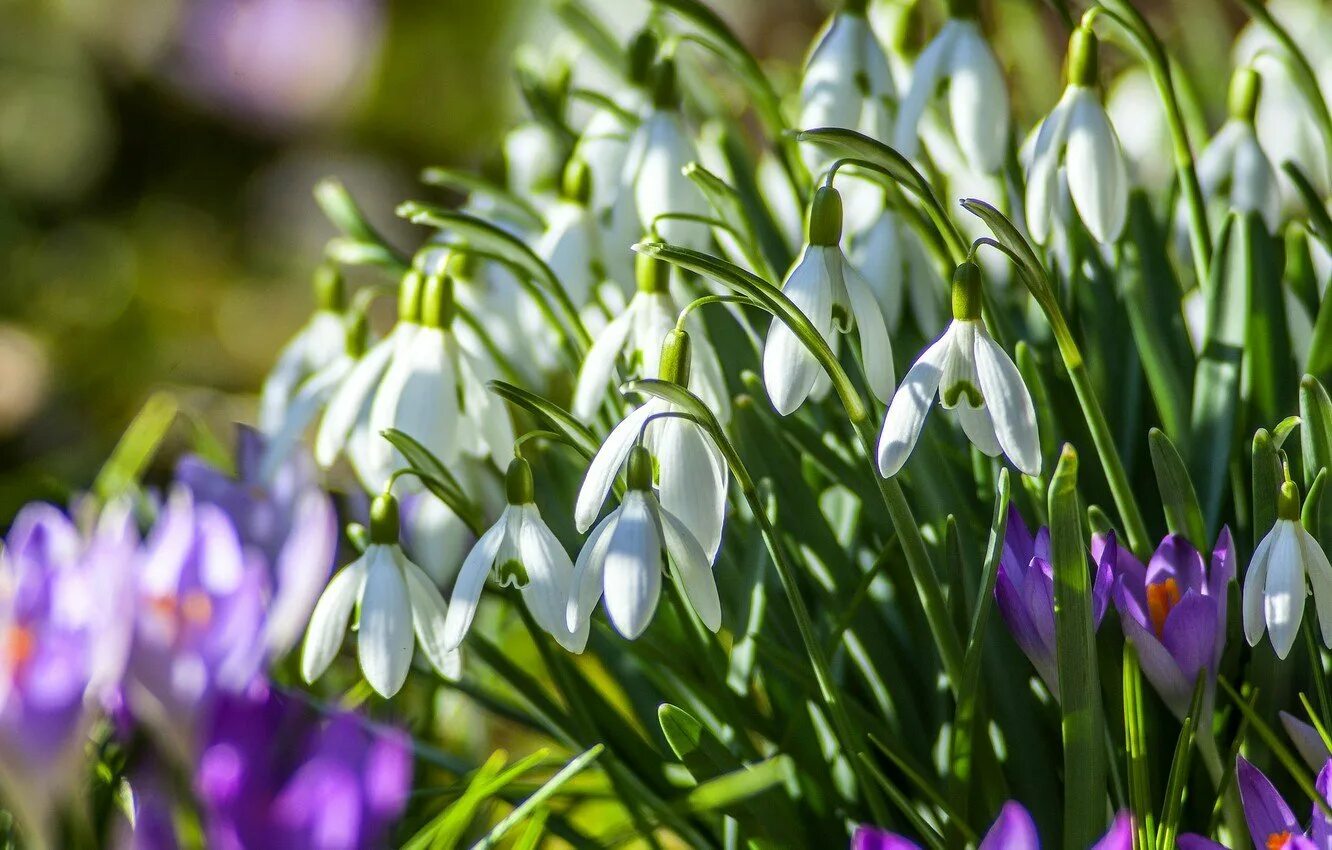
[345,310,370,359]
[314,262,347,312]
[651,57,680,110]
[505,456,535,505]
[658,328,692,386]
[419,273,455,329]
[808,185,844,247]
[626,444,654,492]
[1229,67,1261,124]
[398,269,424,322]
[562,158,593,205]
[948,0,979,16]
[627,30,658,87]
[636,252,670,294]
[951,261,983,321]
[1277,478,1301,521]
[369,493,400,544]
[1067,26,1098,89]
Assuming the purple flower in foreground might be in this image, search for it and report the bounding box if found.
[1097,528,1234,720]
[1179,755,1331,850]
[175,426,337,657]
[853,801,1132,849]
[993,504,1112,695]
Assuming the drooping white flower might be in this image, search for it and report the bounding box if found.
[1244,481,1332,659]
[505,120,566,212]
[259,264,347,434]
[848,204,944,335]
[1194,68,1282,233]
[442,458,587,653]
[1106,68,1172,193]
[301,493,459,697]
[762,185,895,416]
[877,261,1039,478]
[894,13,1009,175]
[535,160,604,310]
[575,328,729,564]
[573,254,730,423]
[1025,28,1129,246]
[623,59,710,250]
[569,444,721,640]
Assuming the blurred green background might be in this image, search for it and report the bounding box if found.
[0,0,1243,521]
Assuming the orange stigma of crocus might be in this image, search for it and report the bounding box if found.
[1267,832,1292,850]
[1146,578,1181,639]
[3,626,34,669]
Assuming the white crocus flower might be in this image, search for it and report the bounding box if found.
[301,493,459,697]
[368,273,514,486]
[624,59,710,250]
[1194,68,1282,233]
[1244,481,1332,659]
[877,261,1039,478]
[442,458,587,653]
[1025,28,1128,246]
[569,444,721,640]
[259,265,346,434]
[762,186,895,416]
[894,12,1009,175]
[576,329,728,562]
[573,254,730,423]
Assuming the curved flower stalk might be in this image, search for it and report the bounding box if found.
[569,443,721,640]
[1243,478,1332,659]
[0,502,136,845]
[442,458,586,654]
[894,2,1009,175]
[1178,756,1332,850]
[853,801,1132,849]
[763,185,894,416]
[848,202,943,335]
[368,272,514,484]
[574,253,730,423]
[623,58,710,251]
[1098,528,1235,720]
[576,329,728,562]
[1193,68,1283,234]
[1025,27,1129,246]
[302,492,459,698]
[994,504,1112,695]
[258,264,347,435]
[877,261,1039,478]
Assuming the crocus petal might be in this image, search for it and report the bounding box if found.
[400,555,459,680]
[573,309,634,420]
[659,508,721,632]
[1236,755,1301,841]
[357,547,415,698]
[893,22,955,160]
[574,399,663,533]
[602,492,663,639]
[842,256,896,401]
[1264,523,1306,659]
[442,512,510,651]
[1175,837,1228,850]
[1025,90,1076,245]
[1065,89,1129,243]
[1210,526,1237,596]
[1091,812,1133,850]
[656,420,727,562]
[1148,534,1205,593]
[516,506,584,652]
[301,557,368,683]
[947,22,1010,174]
[851,824,924,850]
[977,800,1039,850]
[877,326,951,476]
[568,512,617,632]
[1311,759,1332,844]
[763,247,835,416]
[1244,523,1280,646]
[956,402,1002,457]
[973,327,1040,476]
[1160,592,1218,689]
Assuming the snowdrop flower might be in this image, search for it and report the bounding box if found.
[573,253,729,422]
[259,264,346,434]
[877,261,1039,477]
[1025,27,1129,245]
[442,458,587,653]
[848,202,943,334]
[1106,68,1172,193]
[1243,479,1332,659]
[576,329,729,562]
[763,185,894,416]
[1194,68,1282,233]
[316,270,423,490]
[894,1,1009,175]
[368,272,514,485]
[535,160,604,310]
[569,444,721,640]
[624,58,710,250]
[302,492,459,697]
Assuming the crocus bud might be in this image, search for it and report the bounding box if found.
[658,328,692,387]
[506,457,535,505]
[807,186,844,247]
[369,492,400,544]
[950,261,983,321]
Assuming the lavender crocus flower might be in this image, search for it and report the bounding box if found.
[1178,755,1332,850]
[993,504,1113,695]
[853,801,1132,849]
[1097,529,1235,720]
[174,426,337,657]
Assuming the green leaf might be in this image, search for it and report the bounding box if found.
[324,237,410,274]
[1243,218,1292,427]
[1302,376,1332,488]
[420,167,544,231]
[1048,445,1107,848]
[1253,428,1282,540]
[1148,427,1207,549]
[1122,645,1156,850]
[551,0,624,74]
[380,428,487,535]
[683,162,776,281]
[679,755,793,814]
[486,381,598,459]
[93,392,177,504]
[1156,674,1206,849]
[469,745,604,850]
[1283,163,1332,250]
[314,178,410,265]
[960,197,1057,311]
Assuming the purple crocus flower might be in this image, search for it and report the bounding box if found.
[1179,755,1331,850]
[994,504,1113,696]
[853,801,1133,849]
[1097,528,1235,720]
[174,425,337,658]
[0,501,137,842]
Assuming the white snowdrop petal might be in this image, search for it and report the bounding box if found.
[517,506,581,648]
[842,256,895,402]
[1025,92,1076,245]
[956,402,1002,457]
[947,22,1010,174]
[575,399,664,533]
[1243,523,1278,646]
[442,513,510,651]
[316,332,397,468]
[569,512,617,632]
[657,420,727,562]
[358,546,415,697]
[972,328,1041,476]
[1195,121,1244,202]
[400,555,459,680]
[602,493,663,639]
[1232,130,1283,233]
[660,508,722,632]
[1299,528,1332,647]
[300,556,368,683]
[763,247,835,416]
[1065,90,1129,243]
[368,327,460,488]
[635,112,710,249]
[684,319,733,425]
[1264,523,1306,660]
[877,327,952,477]
[893,23,955,159]
[573,310,635,419]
